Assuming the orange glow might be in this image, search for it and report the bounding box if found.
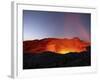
[46,44,56,52]
[46,38,89,54]
[57,50,72,54]
[45,38,90,54]
[23,38,90,54]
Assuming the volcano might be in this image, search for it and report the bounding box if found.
[23,37,91,69]
[23,37,90,54]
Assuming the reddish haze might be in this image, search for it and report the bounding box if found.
[23,37,90,54]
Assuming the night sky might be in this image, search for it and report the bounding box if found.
[23,10,91,42]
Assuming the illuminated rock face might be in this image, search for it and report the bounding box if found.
[23,37,90,54]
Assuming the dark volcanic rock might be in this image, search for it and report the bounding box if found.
[23,46,91,69]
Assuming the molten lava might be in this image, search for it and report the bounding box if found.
[23,37,90,54]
